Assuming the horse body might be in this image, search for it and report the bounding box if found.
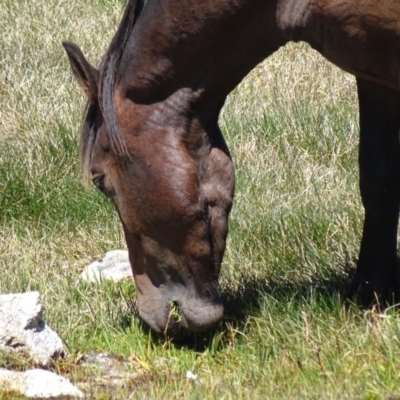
[63,0,400,335]
[279,0,400,88]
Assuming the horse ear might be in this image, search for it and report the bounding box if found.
[62,41,99,103]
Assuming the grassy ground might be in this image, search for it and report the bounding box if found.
[1,0,400,399]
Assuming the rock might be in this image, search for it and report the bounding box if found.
[0,292,65,365]
[80,250,132,283]
[0,368,84,399]
[79,351,148,396]
[81,351,138,388]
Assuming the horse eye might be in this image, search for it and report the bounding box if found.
[92,175,105,191]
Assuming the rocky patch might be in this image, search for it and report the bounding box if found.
[0,292,65,365]
[0,368,84,399]
[80,250,132,283]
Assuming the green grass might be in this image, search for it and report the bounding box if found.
[1,1,400,399]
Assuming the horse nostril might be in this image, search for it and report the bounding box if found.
[92,174,105,191]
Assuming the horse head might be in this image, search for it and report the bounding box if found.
[63,38,235,334]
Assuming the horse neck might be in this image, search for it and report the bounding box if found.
[111,0,322,141]
[117,1,312,107]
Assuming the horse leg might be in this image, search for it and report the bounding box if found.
[349,77,400,305]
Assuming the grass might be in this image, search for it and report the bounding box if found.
[1,0,400,399]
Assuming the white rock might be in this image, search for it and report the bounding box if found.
[186,370,198,380]
[80,250,132,283]
[186,370,201,385]
[0,368,84,399]
[0,291,43,330]
[0,292,65,364]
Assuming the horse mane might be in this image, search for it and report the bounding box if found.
[81,0,145,176]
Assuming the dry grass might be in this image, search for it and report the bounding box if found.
[1,1,400,399]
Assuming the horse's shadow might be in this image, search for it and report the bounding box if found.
[121,260,357,351]
[222,260,355,321]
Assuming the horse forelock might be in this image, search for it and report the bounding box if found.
[80,104,97,182]
[81,0,146,178]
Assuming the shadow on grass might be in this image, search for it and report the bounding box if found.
[126,260,358,351]
[221,260,356,324]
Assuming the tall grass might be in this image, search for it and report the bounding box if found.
[1,1,400,399]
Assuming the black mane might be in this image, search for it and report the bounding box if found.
[81,0,145,174]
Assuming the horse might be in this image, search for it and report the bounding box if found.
[63,0,400,335]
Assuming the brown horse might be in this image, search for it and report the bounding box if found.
[63,0,400,334]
